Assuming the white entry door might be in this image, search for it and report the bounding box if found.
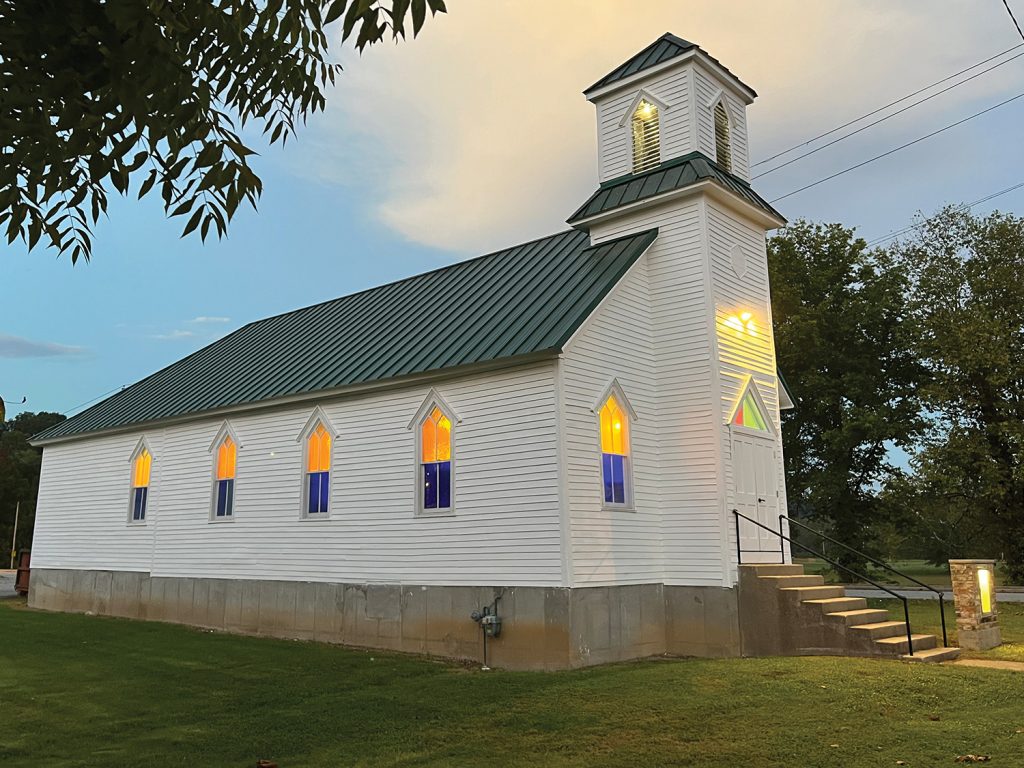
[733,435,781,560]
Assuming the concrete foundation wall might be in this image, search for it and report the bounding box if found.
[29,569,740,669]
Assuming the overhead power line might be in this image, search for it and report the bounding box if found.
[769,90,1024,204]
[864,181,1024,247]
[1004,0,1024,41]
[753,49,1024,180]
[752,43,1024,169]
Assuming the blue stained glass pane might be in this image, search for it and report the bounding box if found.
[318,471,330,514]
[611,454,626,504]
[423,463,438,509]
[225,478,234,516]
[438,461,451,509]
[133,487,147,521]
[308,472,321,515]
[216,479,227,516]
[602,454,614,503]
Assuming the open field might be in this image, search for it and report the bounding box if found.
[2,599,1023,767]
[797,557,972,588]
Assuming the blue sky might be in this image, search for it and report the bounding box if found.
[4,0,1024,420]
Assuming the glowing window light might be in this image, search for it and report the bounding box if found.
[631,99,660,173]
[421,406,452,510]
[733,391,769,431]
[599,396,630,505]
[979,567,993,614]
[306,424,331,515]
[724,311,758,337]
[214,436,236,518]
[130,448,152,522]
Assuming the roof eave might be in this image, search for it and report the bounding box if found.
[30,350,564,448]
[569,180,786,232]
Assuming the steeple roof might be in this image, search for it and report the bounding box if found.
[584,33,755,99]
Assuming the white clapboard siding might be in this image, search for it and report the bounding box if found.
[560,250,663,586]
[693,67,750,182]
[586,197,726,587]
[35,362,565,587]
[595,63,693,182]
[706,199,788,579]
[33,430,162,571]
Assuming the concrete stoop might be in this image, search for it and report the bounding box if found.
[738,564,959,663]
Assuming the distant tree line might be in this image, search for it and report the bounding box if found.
[0,411,65,562]
[770,208,1024,582]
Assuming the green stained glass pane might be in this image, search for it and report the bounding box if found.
[740,392,768,431]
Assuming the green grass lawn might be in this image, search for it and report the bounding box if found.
[796,557,957,587]
[870,597,1024,662]
[2,600,1024,767]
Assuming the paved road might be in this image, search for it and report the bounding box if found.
[845,587,1024,603]
[0,571,16,599]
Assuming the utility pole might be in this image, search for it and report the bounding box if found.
[9,501,18,569]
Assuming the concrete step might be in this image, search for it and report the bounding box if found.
[780,585,846,601]
[742,564,804,576]
[901,646,961,663]
[803,596,868,613]
[758,574,825,588]
[849,621,909,640]
[875,633,938,655]
[825,608,890,626]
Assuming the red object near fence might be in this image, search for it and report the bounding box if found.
[14,550,30,596]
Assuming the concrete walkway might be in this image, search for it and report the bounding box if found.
[952,658,1024,672]
[845,587,1024,603]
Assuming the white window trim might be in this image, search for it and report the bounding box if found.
[408,389,460,517]
[126,435,153,526]
[295,406,338,520]
[617,89,671,128]
[592,379,638,512]
[208,420,242,523]
[726,375,778,438]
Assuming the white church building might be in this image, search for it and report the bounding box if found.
[30,34,802,669]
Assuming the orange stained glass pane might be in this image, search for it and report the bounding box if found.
[436,415,451,461]
[421,416,436,462]
[600,397,628,455]
[307,426,331,472]
[133,449,152,488]
[217,438,236,480]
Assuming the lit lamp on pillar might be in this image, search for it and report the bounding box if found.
[949,559,1002,650]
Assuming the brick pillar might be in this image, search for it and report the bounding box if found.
[949,559,1001,651]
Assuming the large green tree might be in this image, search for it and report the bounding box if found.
[768,221,924,570]
[894,208,1024,580]
[0,0,445,263]
[0,411,66,563]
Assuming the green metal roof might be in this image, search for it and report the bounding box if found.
[35,228,659,443]
[584,33,756,97]
[567,152,785,227]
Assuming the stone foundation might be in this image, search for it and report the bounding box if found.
[28,569,740,670]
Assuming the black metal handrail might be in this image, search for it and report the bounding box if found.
[781,514,948,647]
[732,509,917,656]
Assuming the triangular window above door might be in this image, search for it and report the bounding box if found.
[732,389,769,432]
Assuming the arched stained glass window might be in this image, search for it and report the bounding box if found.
[306,424,331,515]
[420,406,452,511]
[130,447,152,522]
[714,101,732,172]
[214,436,236,518]
[599,396,631,506]
[733,390,769,431]
[631,99,661,173]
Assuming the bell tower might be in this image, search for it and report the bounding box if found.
[565,34,792,585]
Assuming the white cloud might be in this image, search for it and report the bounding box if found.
[0,333,83,358]
[149,329,197,341]
[189,316,231,324]
[293,0,1020,253]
